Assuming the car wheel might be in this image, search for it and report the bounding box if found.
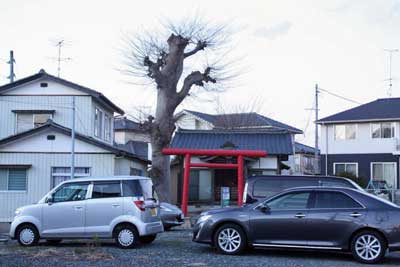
[351,230,387,264]
[46,239,62,245]
[164,226,172,231]
[214,223,246,255]
[114,225,139,249]
[16,224,39,247]
[140,234,157,244]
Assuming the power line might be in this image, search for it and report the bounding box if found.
[318,87,362,105]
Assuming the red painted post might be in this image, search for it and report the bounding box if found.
[237,155,244,207]
[182,154,191,216]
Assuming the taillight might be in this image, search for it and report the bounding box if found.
[134,200,145,211]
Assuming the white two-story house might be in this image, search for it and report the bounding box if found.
[317,98,400,190]
[0,69,150,221]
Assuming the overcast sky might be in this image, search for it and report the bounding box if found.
[1,0,400,146]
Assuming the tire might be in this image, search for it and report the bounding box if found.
[351,230,387,264]
[16,224,39,247]
[46,239,62,245]
[164,226,172,231]
[140,234,157,244]
[114,224,139,249]
[213,223,246,255]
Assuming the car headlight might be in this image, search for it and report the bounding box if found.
[196,214,212,224]
[15,208,22,216]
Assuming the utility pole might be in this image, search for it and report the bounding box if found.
[314,84,320,174]
[7,50,16,83]
[384,49,398,97]
[71,96,76,179]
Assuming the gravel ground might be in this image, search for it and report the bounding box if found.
[1,229,400,267]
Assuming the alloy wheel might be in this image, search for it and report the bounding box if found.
[217,228,242,253]
[355,234,382,261]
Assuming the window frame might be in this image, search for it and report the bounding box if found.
[310,190,365,210]
[104,113,112,142]
[51,167,91,188]
[370,162,397,189]
[0,168,28,192]
[333,162,358,177]
[15,113,53,133]
[90,181,123,199]
[370,122,396,139]
[52,182,90,203]
[334,124,357,140]
[94,107,103,138]
[256,191,313,211]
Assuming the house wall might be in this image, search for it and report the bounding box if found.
[320,122,400,155]
[114,131,151,144]
[0,95,93,139]
[175,113,213,130]
[0,152,115,222]
[320,153,399,188]
[114,157,148,176]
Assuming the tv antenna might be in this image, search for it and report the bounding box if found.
[50,39,72,77]
[384,48,398,97]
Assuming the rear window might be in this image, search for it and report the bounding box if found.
[122,179,156,200]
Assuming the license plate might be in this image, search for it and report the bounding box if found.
[180,213,184,220]
[150,208,157,216]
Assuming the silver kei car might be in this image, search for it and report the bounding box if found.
[10,176,164,248]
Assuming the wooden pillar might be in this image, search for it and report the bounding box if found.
[237,155,244,207]
[182,154,191,216]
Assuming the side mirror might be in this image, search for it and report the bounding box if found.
[258,203,270,213]
[46,195,53,204]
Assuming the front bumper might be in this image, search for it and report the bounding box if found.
[192,220,213,244]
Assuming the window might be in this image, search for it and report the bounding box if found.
[0,169,27,191]
[52,183,89,203]
[371,162,396,189]
[92,182,121,198]
[314,192,362,209]
[16,113,52,133]
[266,192,310,210]
[334,163,358,176]
[334,124,356,140]
[371,122,395,139]
[130,168,143,176]
[51,167,90,188]
[94,108,103,138]
[122,179,156,200]
[253,179,281,198]
[104,114,112,142]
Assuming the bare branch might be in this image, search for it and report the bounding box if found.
[184,40,207,58]
[177,67,216,104]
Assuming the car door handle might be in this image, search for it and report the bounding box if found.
[295,213,306,218]
[74,206,83,210]
[350,212,362,218]
[112,204,120,208]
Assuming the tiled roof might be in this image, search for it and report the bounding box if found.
[317,98,400,124]
[295,142,319,154]
[0,69,124,114]
[114,117,146,132]
[183,110,303,134]
[170,129,294,155]
[116,140,148,160]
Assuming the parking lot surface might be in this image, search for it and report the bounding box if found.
[1,229,400,267]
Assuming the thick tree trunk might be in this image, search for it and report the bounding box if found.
[149,89,177,202]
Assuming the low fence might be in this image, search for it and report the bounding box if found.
[365,189,400,205]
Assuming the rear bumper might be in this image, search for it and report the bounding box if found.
[143,221,164,235]
[162,213,184,228]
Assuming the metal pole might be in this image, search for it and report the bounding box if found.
[8,50,15,83]
[237,155,244,207]
[71,96,76,179]
[182,154,191,216]
[315,84,319,174]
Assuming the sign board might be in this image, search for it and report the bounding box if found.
[221,187,230,208]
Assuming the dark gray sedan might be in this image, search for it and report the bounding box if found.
[160,202,184,230]
[193,187,400,264]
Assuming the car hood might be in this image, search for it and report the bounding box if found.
[201,206,247,216]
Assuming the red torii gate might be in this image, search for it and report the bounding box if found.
[162,148,267,216]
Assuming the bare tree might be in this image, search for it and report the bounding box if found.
[121,17,235,202]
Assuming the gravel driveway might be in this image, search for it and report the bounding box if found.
[1,229,400,267]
